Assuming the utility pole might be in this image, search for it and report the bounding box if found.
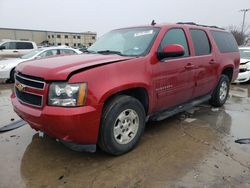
[240,9,250,34]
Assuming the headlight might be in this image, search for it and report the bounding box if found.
[247,64,250,71]
[48,82,87,107]
[0,64,7,69]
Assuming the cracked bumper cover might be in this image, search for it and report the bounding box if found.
[234,71,250,83]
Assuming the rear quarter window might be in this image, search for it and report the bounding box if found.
[16,42,33,49]
[211,31,238,53]
[60,49,76,55]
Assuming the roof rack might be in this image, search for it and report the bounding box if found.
[177,22,224,30]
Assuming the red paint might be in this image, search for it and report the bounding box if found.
[12,23,240,144]
[162,44,185,54]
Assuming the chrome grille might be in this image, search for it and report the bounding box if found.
[15,74,45,90]
[15,73,45,108]
[15,88,43,107]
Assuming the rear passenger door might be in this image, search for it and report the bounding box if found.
[189,29,219,98]
[153,28,196,111]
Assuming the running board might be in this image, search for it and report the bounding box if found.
[149,94,211,121]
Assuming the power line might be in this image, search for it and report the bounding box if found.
[240,9,250,34]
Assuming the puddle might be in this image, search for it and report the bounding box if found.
[230,86,249,98]
[0,83,250,187]
[0,84,20,129]
[183,85,250,140]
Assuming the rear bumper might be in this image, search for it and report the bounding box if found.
[11,95,102,144]
[234,71,250,83]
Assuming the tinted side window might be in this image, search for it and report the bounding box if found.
[16,42,33,49]
[190,29,211,56]
[60,49,76,55]
[211,31,238,53]
[160,28,189,57]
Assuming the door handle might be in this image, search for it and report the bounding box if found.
[13,51,18,53]
[185,63,195,69]
[209,59,216,64]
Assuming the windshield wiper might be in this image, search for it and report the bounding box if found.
[97,50,123,56]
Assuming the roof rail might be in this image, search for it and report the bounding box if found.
[176,22,224,30]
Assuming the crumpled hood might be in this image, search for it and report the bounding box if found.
[16,54,135,80]
[240,58,250,64]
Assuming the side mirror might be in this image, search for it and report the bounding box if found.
[0,46,5,50]
[157,44,185,60]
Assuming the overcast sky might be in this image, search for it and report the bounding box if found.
[0,0,249,36]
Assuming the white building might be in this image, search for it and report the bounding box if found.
[0,28,97,48]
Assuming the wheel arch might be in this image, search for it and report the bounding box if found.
[221,66,234,82]
[100,86,150,115]
[8,67,16,82]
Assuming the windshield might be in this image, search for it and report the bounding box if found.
[21,49,44,59]
[239,49,250,59]
[88,27,160,56]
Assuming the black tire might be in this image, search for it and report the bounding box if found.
[98,95,145,155]
[210,74,230,107]
[9,68,15,83]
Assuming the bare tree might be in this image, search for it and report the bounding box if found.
[227,25,250,46]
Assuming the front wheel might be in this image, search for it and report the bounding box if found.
[210,74,230,107]
[98,95,145,155]
[9,68,15,83]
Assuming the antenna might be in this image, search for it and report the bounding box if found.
[151,20,156,26]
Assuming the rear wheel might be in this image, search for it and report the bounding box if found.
[98,95,145,155]
[210,74,230,107]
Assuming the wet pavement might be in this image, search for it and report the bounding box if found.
[0,84,250,188]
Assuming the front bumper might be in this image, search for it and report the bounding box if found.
[11,94,102,144]
[234,71,250,83]
[0,69,10,81]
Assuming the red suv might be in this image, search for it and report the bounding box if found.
[11,23,240,155]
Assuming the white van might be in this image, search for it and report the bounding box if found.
[0,40,37,58]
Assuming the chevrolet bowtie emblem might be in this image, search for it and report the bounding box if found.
[16,83,25,92]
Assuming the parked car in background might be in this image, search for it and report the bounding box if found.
[234,47,250,83]
[0,46,82,82]
[0,40,37,58]
[78,46,88,52]
[12,23,239,155]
